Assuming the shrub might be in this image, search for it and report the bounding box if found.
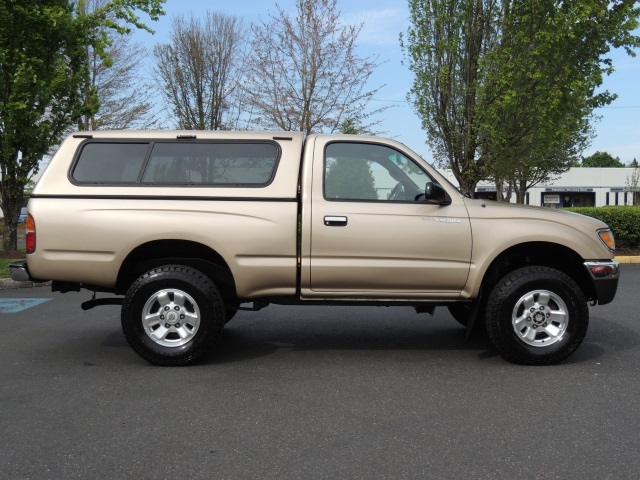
[565,206,640,250]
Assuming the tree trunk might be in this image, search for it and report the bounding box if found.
[495,179,504,201]
[505,180,514,203]
[1,199,20,251]
[451,163,478,198]
[1,176,24,252]
[458,178,478,197]
[515,179,528,204]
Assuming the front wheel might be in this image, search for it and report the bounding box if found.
[121,265,225,366]
[485,266,589,365]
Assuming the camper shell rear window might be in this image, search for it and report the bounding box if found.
[70,140,281,187]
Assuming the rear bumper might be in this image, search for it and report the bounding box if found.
[10,261,36,282]
[583,260,620,305]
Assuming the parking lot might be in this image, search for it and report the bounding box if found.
[1,265,639,479]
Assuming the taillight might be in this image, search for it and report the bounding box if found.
[26,214,36,254]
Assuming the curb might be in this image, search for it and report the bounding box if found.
[0,279,51,290]
[615,256,640,264]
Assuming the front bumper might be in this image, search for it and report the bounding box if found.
[583,260,620,305]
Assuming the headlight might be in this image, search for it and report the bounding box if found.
[597,228,615,253]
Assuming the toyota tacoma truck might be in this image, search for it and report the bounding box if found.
[11,130,620,366]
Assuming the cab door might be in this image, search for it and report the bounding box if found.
[301,139,472,299]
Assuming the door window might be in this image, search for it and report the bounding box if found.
[324,142,431,202]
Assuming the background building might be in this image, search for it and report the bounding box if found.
[440,168,639,207]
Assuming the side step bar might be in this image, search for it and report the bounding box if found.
[81,296,124,311]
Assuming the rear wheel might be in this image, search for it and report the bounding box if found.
[485,266,588,365]
[121,265,225,366]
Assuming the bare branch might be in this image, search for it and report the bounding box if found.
[244,0,387,135]
[153,11,247,130]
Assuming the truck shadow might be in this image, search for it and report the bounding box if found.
[209,322,496,365]
[203,307,637,366]
[95,306,636,366]
[204,306,494,365]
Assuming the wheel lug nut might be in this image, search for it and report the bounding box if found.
[530,308,535,312]
[539,306,545,311]
[176,323,181,328]
[533,325,538,329]
[174,306,180,311]
[527,317,531,322]
[164,306,170,311]
[180,314,185,320]
[546,313,551,318]
[165,323,170,328]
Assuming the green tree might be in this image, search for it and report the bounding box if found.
[481,1,600,203]
[325,158,378,200]
[582,151,625,168]
[0,0,164,250]
[403,0,640,201]
[401,0,500,195]
[80,31,158,130]
[76,0,159,131]
[340,118,365,135]
[323,118,378,200]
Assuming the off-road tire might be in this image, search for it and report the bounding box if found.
[121,265,225,366]
[485,266,589,365]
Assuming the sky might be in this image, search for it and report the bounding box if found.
[131,0,640,164]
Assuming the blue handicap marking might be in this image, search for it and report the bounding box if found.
[0,298,52,313]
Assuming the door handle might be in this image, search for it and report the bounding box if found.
[324,216,348,227]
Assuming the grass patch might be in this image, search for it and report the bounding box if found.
[0,258,23,278]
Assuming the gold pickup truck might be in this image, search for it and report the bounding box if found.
[11,130,619,366]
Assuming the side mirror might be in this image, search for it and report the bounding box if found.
[424,182,451,205]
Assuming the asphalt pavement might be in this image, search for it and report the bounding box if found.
[1,266,639,479]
